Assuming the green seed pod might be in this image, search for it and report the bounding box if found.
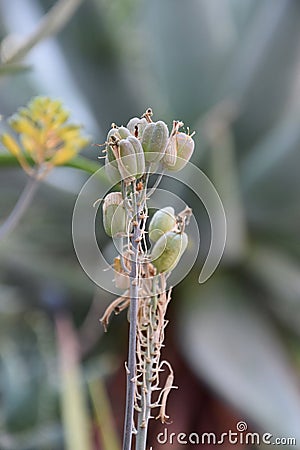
[102,192,126,237]
[105,156,121,185]
[106,126,131,166]
[167,132,195,172]
[118,135,145,180]
[162,121,180,169]
[128,135,145,177]
[117,126,131,139]
[127,117,148,138]
[163,137,177,168]
[141,121,169,163]
[148,207,176,242]
[151,231,188,273]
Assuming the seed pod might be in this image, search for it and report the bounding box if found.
[148,207,176,242]
[102,192,126,237]
[127,117,148,138]
[163,137,177,168]
[117,135,145,180]
[162,121,181,168]
[106,126,131,166]
[141,121,169,163]
[105,156,121,185]
[106,126,131,141]
[167,132,195,172]
[117,126,131,139]
[151,231,188,273]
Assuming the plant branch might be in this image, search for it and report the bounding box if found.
[0,175,40,240]
[1,0,84,65]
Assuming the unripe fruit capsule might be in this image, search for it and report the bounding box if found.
[127,117,148,138]
[141,121,169,163]
[117,135,145,180]
[148,207,176,242]
[151,231,188,273]
[106,126,131,166]
[167,132,195,172]
[102,192,127,237]
[105,156,121,185]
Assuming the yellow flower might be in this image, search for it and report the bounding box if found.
[0,96,90,178]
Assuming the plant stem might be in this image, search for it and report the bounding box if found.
[0,153,102,176]
[122,183,140,450]
[1,0,84,65]
[0,175,39,240]
[135,293,157,450]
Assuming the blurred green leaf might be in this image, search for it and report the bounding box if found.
[56,314,92,450]
[178,276,300,440]
[246,245,300,334]
[0,152,101,175]
[0,63,31,76]
[89,376,121,450]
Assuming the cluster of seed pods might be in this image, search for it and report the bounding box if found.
[102,109,194,275]
[104,108,195,183]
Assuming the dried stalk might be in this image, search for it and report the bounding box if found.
[101,177,183,450]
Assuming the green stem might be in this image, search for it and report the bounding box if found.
[0,153,101,175]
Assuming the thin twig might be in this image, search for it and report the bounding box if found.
[146,171,164,198]
[1,0,84,65]
[0,175,40,240]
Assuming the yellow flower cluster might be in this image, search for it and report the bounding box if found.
[1,96,90,178]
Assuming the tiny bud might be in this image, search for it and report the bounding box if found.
[141,121,169,163]
[102,192,127,237]
[151,231,188,273]
[149,207,176,242]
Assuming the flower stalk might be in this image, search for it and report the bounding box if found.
[123,182,141,450]
[100,109,195,450]
[0,174,40,240]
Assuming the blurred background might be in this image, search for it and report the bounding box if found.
[1,0,300,449]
